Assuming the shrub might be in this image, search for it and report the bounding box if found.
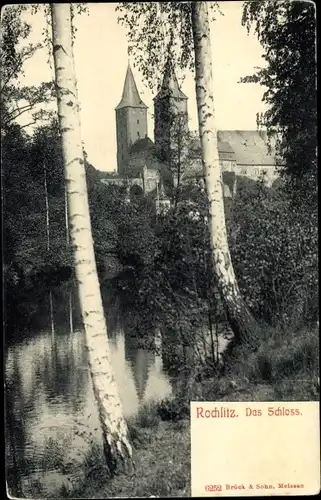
[222,324,319,400]
[132,402,161,429]
[156,397,190,422]
[228,180,318,326]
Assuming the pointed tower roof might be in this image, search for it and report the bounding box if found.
[154,57,188,101]
[158,181,168,200]
[131,349,153,402]
[116,63,147,110]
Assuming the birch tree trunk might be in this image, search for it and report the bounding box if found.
[65,187,73,334]
[191,1,258,345]
[44,161,55,337]
[50,3,132,473]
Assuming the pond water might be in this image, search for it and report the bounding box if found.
[5,300,173,497]
[5,286,233,497]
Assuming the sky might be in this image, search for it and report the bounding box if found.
[17,2,267,172]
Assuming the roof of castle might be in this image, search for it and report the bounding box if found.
[154,58,188,101]
[125,130,277,173]
[129,136,156,154]
[189,130,277,165]
[217,130,276,165]
[116,63,147,110]
[189,136,237,161]
[97,170,123,179]
[183,131,276,180]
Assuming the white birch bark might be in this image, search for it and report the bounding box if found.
[44,162,55,337]
[50,3,132,472]
[64,186,74,334]
[191,2,257,344]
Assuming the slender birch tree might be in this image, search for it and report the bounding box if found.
[50,3,132,473]
[43,160,55,337]
[117,2,258,344]
[191,2,257,344]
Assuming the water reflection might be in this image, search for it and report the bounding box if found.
[5,323,172,497]
[125,334,154,403]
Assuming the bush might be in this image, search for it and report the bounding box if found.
[222,324,319,399]
[228,180,318,326]
[132,402,161,429]
[156,397,190,422]
[126,402,161,449]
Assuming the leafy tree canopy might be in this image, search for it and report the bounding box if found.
[0,5,55,133]
[116,2,221,90]
[241,0,316,209]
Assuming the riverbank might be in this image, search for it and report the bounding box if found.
[57,324,319,499]
[58,417,190,498]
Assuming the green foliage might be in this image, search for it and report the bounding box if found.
[91,178,227,374]
[228,179,318,326]
[156,395,190,422]
[0,5,34,81]
[222,324,319,401]
[89,182,158,291]
[129,402,161,430]
[1,4,89,133]
[116,2,221,90]
[0,5,55,132]
[241,0,317,210]
[3,120,71,270]
[113,195,219,349]
[3,120,73,331]
[60,419,190,498]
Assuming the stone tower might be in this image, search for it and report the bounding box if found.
[115,63,148,175]
[153,58,188,163]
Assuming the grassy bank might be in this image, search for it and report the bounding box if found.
[59,416,191,498]
[58,324,319,499]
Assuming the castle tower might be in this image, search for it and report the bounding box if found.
[153,58,188,163]
[115,63,148,174]
[156,181,171,215]
[124,333,153,403]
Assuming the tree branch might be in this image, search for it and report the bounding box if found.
[20,121,37,129]
[7,103,34,121]
[0,44,42,95]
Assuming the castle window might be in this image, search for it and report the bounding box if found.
[137,119,139,124]
[137,131,140,138]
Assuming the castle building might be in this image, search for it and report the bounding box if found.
[153,58,189,163]
[115,63,149,175]
[100,60,278,201]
